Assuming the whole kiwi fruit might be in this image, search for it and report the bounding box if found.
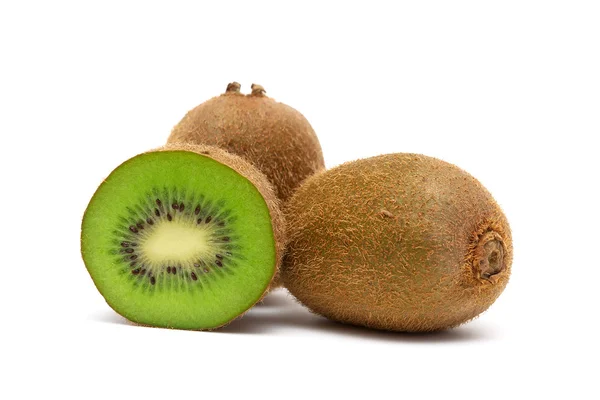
[283,153,512,332]
[168,82,325,202]
[81,143,285,330]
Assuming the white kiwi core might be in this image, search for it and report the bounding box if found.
[141,222,213,264]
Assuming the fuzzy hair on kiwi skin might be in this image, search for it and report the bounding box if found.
[81,143,286,330]
[282,153,512,332]
[168,82,325,202]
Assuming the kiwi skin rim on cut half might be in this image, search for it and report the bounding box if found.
[282,153,512,333]
[81,143,285,330]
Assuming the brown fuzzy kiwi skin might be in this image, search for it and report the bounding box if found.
[82,143,286,330]
[167,83,326,202]
[282,153,512,332]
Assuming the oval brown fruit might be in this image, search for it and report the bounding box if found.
[168,83,325,202]
[283,153,512,332]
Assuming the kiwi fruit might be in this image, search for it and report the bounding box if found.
[283,153,512,332]
[81,143,285,330]
[168,82,325,202]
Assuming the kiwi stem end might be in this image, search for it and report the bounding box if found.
[226,82,241,94]
[474,231,506,282]
[250,83,266,96]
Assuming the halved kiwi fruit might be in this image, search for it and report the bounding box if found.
[81,143,285,330]
[283,153,512,332]
[168,82,325,202]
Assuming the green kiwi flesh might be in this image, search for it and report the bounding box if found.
[81,148,282,330]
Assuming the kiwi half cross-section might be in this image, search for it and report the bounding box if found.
[81,144,285,330]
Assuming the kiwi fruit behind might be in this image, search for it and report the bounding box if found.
[81,143,285,330]
[283,153,512,332]
[168,82,325,202]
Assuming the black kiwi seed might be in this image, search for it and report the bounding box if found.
[130,255,138,260]
[167,213,172,221]
[156,199,162,207]
[215,260,223,267]
[146,218,154,225]
[155,209,160,217]
[222,237,230,242]
[129,226,138,233]
[197,218,202,224]
[195,206,201,215]
[132,268,140,275]
[172,203,179,210]
[136,221,144,230]
[167,266,171,273]
[179,203,185,211]
[125,248,134,254]
[216,254,223,259]
[206,216,212,223]
[203,267,210,273]
[191,272,198,281]
[121,241,130,247]
[151,277,156,285]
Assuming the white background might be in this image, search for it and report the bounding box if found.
[1,1,598,398]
